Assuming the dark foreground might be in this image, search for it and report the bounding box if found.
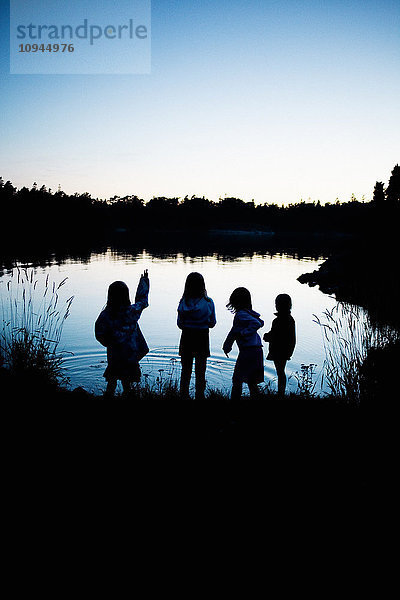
[6,374,395,570]
[4,379,376,500]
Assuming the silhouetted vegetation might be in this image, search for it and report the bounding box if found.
[0,268,73,389]
[295,164,400,328]
[385,164,400,205]
[1,165,398,255]
[372,181,385,206]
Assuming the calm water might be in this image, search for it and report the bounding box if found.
[0,247,338,396]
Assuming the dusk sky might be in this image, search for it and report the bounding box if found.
[1,0,399,205]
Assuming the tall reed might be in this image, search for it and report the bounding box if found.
[314,302,397,403]
[0,267,73,387]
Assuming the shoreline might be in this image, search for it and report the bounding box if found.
[297,241,400,328]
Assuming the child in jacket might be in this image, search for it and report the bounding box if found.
[177,272,216,399]
[95,270,149,396]
[223,287,264,400]
[263,293,296,398]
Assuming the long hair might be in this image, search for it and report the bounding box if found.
[226,287,252,313]
[182,272,207,300]
[275,293,292,315]
[106,281,131,316]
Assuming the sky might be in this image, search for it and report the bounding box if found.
[0,0,399,205]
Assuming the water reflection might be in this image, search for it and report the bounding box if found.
[0,230,341,275]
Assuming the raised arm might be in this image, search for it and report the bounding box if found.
[132,269,149,313]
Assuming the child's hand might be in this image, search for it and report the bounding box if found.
[263,332,270,342]
[222,343,231,357]
[142,269,149,280]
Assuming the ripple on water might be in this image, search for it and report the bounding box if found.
[63,345,281,395]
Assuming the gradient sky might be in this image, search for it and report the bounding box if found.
[0,0,399,204]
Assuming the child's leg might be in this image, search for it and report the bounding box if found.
[105,377,117,396]
[231,354,244,401]
[194,355,207,400]
[274,360,287,397]
[248,383,260,399]
[231,380,243,401]
[180,354,194,398]
[121,378,133,395]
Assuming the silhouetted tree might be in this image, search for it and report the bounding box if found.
[181,195,214,211]
[120,195,144,208]
[146,197,179,210]
[386,164,400,204]
[145,197,180,227]
[0,179,16,199]
[372,181,385,206]
[219,197,246,210]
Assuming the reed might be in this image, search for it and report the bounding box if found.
[0,267,73,387]
[313,302,397,403]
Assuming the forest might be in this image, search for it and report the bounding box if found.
[1,164,399,248]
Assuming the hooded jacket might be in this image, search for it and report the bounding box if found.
[223,309,264,353]
[177,296,216,330]
[95,275,149,367]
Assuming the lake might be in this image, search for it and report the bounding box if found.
[0,239,339,396]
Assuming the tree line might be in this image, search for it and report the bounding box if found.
[1,164,398,243]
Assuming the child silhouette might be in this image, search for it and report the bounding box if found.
[95,270,149,396]
[263,293,296,398]
[223,287,264,401]
[177,272,216,400]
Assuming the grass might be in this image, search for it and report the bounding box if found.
[0,267,73,388]
[313,302,399,404]
[87,375,342,405]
